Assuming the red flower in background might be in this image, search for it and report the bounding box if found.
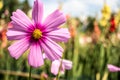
[0,29,7,48]
[109,15,116,32]
[0,21,11,48]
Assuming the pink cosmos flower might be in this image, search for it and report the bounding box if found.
[51,59,72,75]
[107,64,120,72]
[6,0,70,68]
[43,53,72,75]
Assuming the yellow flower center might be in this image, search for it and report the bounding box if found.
[32,29,42,39]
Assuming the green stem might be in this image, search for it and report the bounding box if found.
[5,48,9,80]
[56,74,59,80]
[56,56,64,80]
[29,66,32,80]
[56,62,61,80]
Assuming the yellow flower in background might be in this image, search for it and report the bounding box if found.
[99,17,109,27]
[101,4,111,20]
[115,10,120,27]
[100,4,111,27]
[0,0,3,10]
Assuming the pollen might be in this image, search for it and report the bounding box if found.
[32,29,42,39]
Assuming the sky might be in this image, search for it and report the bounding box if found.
[20,0,120,18]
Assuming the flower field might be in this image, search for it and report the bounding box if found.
[0,0,120,80]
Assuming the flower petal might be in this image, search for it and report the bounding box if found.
[46,28,70,42]
[40,37,63,61]
[11,9,33,31]
[60,64,65,74]
[11,16,33,31]
[62,59,72,70]
[28,42,44,68]
[43,9,66,32]
[32,0,43,23]
[51,60,60,75]
[8,37,30,59]
[107,64,120,72]
[13,9,33,25]
[10,21,26,32]
[43,53,47,59]
[6,29,28,40]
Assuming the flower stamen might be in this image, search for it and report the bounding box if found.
[32,29,42,39]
